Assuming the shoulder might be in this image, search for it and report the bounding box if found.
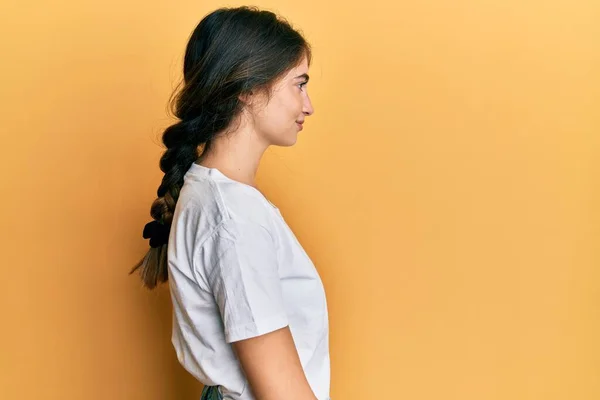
[176,174,276,242]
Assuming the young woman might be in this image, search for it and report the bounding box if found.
[131,6,331,400]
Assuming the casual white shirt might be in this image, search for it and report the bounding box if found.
[167,162,331,400]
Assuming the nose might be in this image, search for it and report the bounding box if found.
[303,94,314,117]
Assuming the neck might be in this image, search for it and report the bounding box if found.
[197,127,269,188]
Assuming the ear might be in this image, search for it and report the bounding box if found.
[238,90,254,105]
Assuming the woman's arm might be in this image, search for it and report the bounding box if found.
[232,326,318,400]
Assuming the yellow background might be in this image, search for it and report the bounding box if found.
[1,0,598,399]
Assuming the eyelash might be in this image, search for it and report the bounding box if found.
[298,81,308,90]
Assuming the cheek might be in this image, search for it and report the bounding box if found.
[259,90,303,129]
[289,93,304,117]
[274,96,301,125]
[283,87,302,109]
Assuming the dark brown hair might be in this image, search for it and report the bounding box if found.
[130,6,312,288]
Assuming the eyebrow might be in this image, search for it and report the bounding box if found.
[295,73,310,82]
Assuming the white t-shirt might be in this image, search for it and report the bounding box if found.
[167,162,331,400]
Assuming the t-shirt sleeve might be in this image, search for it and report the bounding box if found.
[204,218,289,343]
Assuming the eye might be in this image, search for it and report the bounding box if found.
[298,81,308,90]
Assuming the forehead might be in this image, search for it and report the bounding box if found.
[283,56,309,80]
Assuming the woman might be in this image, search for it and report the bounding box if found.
[131,6,331,400]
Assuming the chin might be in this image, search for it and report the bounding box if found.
[286,135,298,146]
[272,134,298,147]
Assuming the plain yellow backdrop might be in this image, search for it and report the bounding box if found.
[1,0,598,399]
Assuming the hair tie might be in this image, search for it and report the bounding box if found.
[143,220,170,248]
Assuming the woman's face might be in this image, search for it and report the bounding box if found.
[249,55,314,147]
